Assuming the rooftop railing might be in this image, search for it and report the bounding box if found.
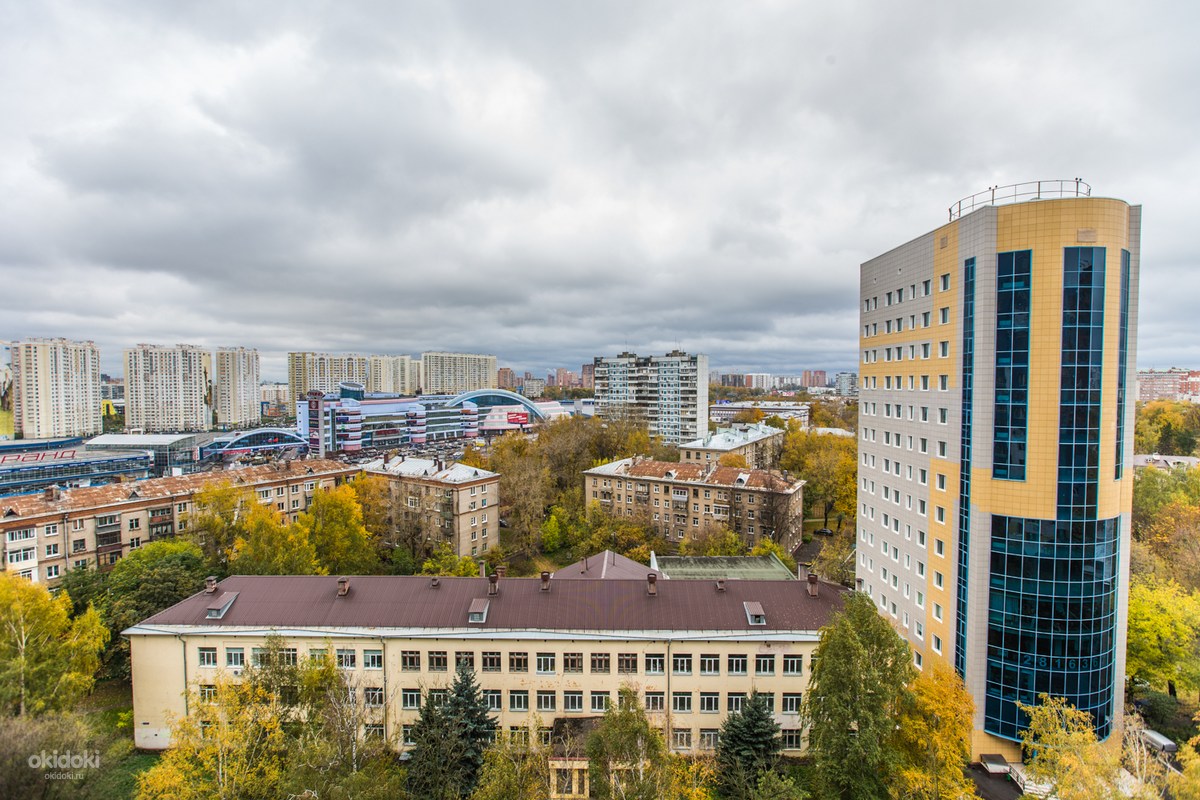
[949,179,1091,221]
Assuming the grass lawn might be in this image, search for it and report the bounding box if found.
[76,680,161,799]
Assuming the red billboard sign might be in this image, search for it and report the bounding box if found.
[506,412,529,425]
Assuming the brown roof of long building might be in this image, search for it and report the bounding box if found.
[1,459,359,520]
[132,574,845,633]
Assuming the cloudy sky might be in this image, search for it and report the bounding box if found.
[2,1,1197,381]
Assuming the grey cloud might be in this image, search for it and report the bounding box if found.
[1,1,1198,381]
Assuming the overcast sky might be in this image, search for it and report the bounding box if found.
[2,1,1197,381]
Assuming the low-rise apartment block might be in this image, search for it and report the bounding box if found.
[125,573,844,757]
[365,456,500,558]
[679,422,784,469]
[583,458,804,545]
[1,459,359,584]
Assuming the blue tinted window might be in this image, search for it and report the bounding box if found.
[955,257,976,676]
[1115,250,1130,479]
[993,251,1031,480]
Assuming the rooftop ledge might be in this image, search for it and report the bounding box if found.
[949,179,1091,221]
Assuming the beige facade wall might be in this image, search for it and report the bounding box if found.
[128,628,821,754]
[382,472,500,558]
[1,464,356,585]
[584,472,802,546]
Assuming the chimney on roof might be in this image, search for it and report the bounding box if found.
[540,571,551,592]
[337,576,350,597]
[205,576,218,594]
[496,564,508,578]
[479,560,487,578]
[430,577,441,589]
[716,578,726,592]
[647,573,658,597]
[43,485,61,501]
[806,573,819,598]
[488,573,498,596]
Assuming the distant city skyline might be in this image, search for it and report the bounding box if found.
[2,4,1198,384]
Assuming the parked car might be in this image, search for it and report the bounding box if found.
[814,527,834,536]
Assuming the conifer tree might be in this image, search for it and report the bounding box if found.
[407,695,463,800]
[446,662,497,796]
[717,690,781,799]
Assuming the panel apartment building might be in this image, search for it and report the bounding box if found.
[125,573,844,763]
[856,184,1140,757]
[1,459,358,584]
[593,351,709,445]
[421,352,497,394]
[214,347,261,428]
[125,344,213,433]
[10,338,103,439]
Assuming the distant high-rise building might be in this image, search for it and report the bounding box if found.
[581,363,595,390]
[497,367,517,390]
[214,347,261,428]
[125,344,213,433]
[287,352,370,407]
[593,350,709,444]
[521,378,546,398]
[858,186,1140,756]
[1136,368,1187,402]
[421,352,497,394]
[11,338,103,439]
[368,355,420,395]
[834,372,858,397]
[745,373,772,390]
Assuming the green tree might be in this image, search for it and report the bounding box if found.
[106,539,209,679]
[1017,693,1120,800]
[0,712,96,798]
[802,591,915,800]
[750,539,797,572]
[58,564,109,618]
[446,663,498,796]
[229,501,323,576]
[811,529,855,586]
[294,484,379,574]
[892,660,976,800]
[587,686,672,800]
[0,572,108,716]
[680,526,748,557]
[717,690,782,798]
[421,541,481,577]
[1126,577,1200,697]
[407,695,465,800]
[470,724,551,800]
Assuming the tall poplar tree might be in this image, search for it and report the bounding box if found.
[802,591,915,800]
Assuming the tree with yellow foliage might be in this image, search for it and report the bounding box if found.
[892,660,976,800]
[1017,693,1121,800]
[228,500,323,575]
[136,679,290,800]
[0,572,108,716]
[1125,576,1200,698]
[293,484,379,574]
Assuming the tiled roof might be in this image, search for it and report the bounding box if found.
[0,459,357,520]
[130,574,844,633]
[585,458,802,492]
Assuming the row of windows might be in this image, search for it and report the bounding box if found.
[400,687,805,716]
[956,255,976,675]
[388,724,806,752]
[862,275,947,313]
[197,647,809,676]
[993,250,1031,481]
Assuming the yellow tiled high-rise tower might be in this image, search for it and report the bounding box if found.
[856,181,1140,757]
